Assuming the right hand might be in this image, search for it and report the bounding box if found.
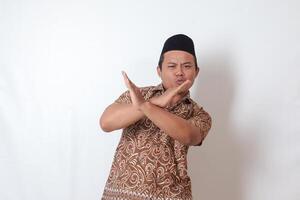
[122,71,145,110]
[150,80,192,108]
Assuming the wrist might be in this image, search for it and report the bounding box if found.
[139,101,152,112]
[149,97,165,108]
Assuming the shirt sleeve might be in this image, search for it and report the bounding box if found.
[114,90,132,104]
[188,104,212,146]
[114,86,152,104]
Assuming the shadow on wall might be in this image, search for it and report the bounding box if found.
[188,51,258,200]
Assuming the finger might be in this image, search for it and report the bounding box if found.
[123,71,134,82]
[122,71,138,91]
[176,80,192,93]
[121,71,128,80]
[122,71,132,89]
[122,71,129,81]
[122,71,136,85]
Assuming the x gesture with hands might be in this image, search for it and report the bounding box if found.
[121,71,192,109]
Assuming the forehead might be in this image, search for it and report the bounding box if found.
[163,50,194,62]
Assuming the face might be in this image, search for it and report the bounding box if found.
[157,50,199,90]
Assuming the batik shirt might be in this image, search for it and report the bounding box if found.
[102,83,212,200]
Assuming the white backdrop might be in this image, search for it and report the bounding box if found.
[1,0,299,200]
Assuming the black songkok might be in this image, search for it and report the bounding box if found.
[160,34,196,57]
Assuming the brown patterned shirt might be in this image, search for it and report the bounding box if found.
[101,83,212,200]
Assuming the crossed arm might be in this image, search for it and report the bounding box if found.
[99,71,209,146]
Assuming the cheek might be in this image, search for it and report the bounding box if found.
[161,72,175,86]
[161,70,173,79]
[186,71,197,80]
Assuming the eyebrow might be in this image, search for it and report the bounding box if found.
[167,62,177,65]
[167,62,192,65]
[182,62,192,65]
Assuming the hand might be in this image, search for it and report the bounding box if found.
[122,71,145,110]
[150,80,192,108]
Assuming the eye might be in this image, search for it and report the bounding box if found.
[184,65,192,68]
[168,65,175,68]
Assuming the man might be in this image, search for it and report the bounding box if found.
[100,34,212,200]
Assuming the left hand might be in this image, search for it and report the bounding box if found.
[149,79,192,108]
[122,71,145,110]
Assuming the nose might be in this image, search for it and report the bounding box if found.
[175,66,184,76]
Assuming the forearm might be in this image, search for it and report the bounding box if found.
[100,103,144,132]
[140,101,198,145]
[99,94,164,132]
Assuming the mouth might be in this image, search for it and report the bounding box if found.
[176,79,186,85]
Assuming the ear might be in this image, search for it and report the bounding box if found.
[195,67,200,78]
[157,66,162,79]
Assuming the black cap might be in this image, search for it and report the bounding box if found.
[160,34,196,57]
